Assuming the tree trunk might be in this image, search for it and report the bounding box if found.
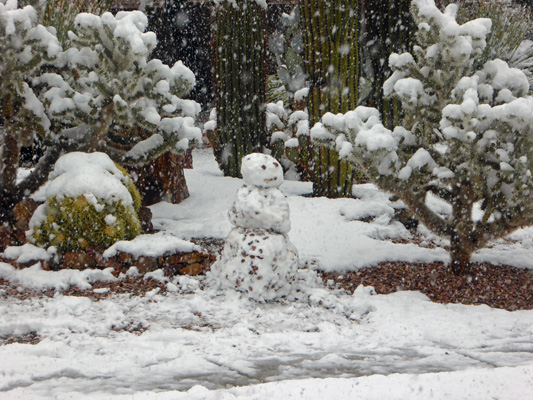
[450,181,477,276]
[0,132,21,226]
[129,151,189,206]
[450,231,473,276]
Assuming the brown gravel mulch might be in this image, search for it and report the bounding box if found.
[2,260,532,311]
[0,331,41,346]
[0,276,169,302]
[321,262,533,311]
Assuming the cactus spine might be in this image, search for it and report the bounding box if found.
[300,0,361,198]
[212,1,268,177]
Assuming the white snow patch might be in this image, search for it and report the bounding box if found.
[103,232,200,258]
[0,262,116,291]
[3,244,50,263]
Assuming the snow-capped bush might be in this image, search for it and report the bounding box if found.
[0,1,60,137]
[311,0,533,275]
[28,152,141,253]
[264,100,315,181]
[457,0,533,90]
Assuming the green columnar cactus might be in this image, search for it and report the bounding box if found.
[211,0,268,178]
[300,0,361,198]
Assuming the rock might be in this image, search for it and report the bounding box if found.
[179,263,204,275]
[40,260,50,271]
[163,251,205,266]
[117,251,133,265]
[182,148,193,169]
[13,198,39,242]
[179,251,208,264]
[132,256,158,274]
[130,151,189,206]
[0,224,17,252]
[13,198,39,225]
[95,254,124,272]
[63,252,97,270]
[138,206,154,233]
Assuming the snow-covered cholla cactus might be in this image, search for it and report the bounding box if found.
[211,153,299,302]
[311,0,533,276]
[28,152,141,253]
[46,10,201,165]
[0,0,61,222]
[268,7,306,104]
[266,99,315,181]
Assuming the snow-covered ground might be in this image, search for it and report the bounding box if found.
[1,148,532,399]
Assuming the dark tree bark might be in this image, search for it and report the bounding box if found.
[129,151,190,206]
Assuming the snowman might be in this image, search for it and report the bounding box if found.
[211,153,299,301]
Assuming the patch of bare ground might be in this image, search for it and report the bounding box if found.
[0,276,169,302]
[0,276,170,345]
[0,331,41,346]
[320,262,533,311]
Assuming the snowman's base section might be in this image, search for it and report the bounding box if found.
[211,227,299,302]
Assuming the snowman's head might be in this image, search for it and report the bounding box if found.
[241,153,284,188]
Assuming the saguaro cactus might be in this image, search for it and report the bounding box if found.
[300,0,361,198]
[211,0,268,177]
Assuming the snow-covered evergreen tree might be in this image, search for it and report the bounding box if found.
[53,10,201,166]
[311,0,533,275]
[456,0,533,89]
[0,0,61,225]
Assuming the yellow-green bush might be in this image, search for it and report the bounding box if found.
[114,163,142,213]
[29,195,141,252]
